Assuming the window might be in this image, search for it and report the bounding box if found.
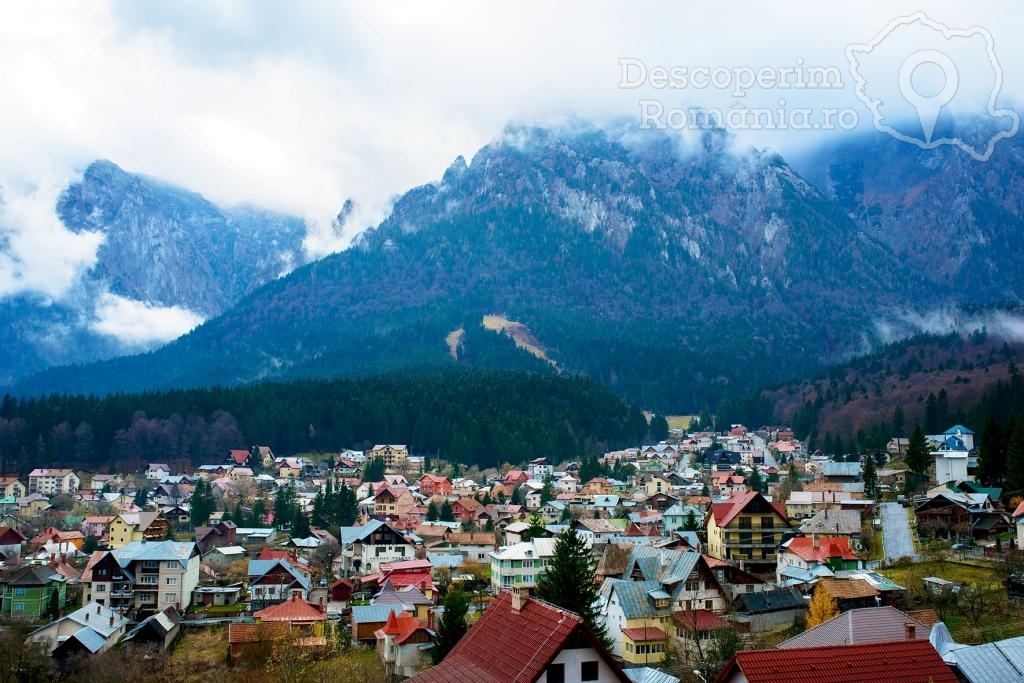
[14,603,23,612]
[738,517,752,529]
[705,600,713,610]
[761,532,774,546]
[546,663,565,683]
[96,584,106,593]
[165,561,177,569]
[581,661,599,681]
[14,588,24,596]
[760,516,774,529]
[522,575,534,585]
[165,577,178,585]
[163,593,177,604]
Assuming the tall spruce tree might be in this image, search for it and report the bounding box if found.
[978,415,1006,486]
[432,590,469,664]
[535,526,608,645]
[905,424,930,475]
[862,452,878,501]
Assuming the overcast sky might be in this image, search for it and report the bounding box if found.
[1,1,1022,323]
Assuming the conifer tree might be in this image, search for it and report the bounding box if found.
[905,424,930,475]
[862,452,878,501]
[535,526,608,645]
[432,590,469,664]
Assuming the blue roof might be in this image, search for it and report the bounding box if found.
[602,579,669,618]
[113,540,196,568]
[70,626,110,653]
[945,424,975,435]
[352,604,404,624]
[340,519,384,544]
[942,436,967,451]
[246,558,310,592]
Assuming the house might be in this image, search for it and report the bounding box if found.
[490,537,558,592]
[932,628,1024,682]
[121,605,182,652]
[732,587,808,632]
[503,469,530,487]
[247,558,311,607]
[713,640,958,683]
[29,527,85,551]
[776,536,863,589]
[778,606,933,648]
[226,449,251,467]
[27,468,80,495]
[362,559,437,600]
[373,579,433,621]
[338,519,415,575]
[80,515,115,540]
[574,518,627,545]
[529,457,554,479]
[146,464,171,481]
[915,492,1007,542]
[663,503,703,533]
[820,461,862,483]
[81,540,200,612]
[426,531,496,565]
[705,490,791,572]
[600,579,672,664]
[366,444,409,473]
[0,477,26,498]
[1014,499,1024,551]
[0,525,26,560]
[931,424,976,451]
[417,473,453,497]
[228,595,327,663]
[932,435,971,484]
[798,509,864,549]
[27,602,129,658]
[107,511,170,548]
[192,584,244,607]
[18,493,51,517]
[195,520,238,554]
[372,485,416,518]
[328,578,354,603]
[1,565,67,617]
[643,475,671,497]
[409,588,630,683]
[815,577,880,611]
[376,608,434,678]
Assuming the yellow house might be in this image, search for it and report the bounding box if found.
[643,475,671,497]
[601,579,672,665]
[706,490,790,572]
[107,511,169,549]
[366,445,409,473]
[0,478,26,498]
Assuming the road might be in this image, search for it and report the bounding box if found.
[880,501,917,561]
[750,434,777,469]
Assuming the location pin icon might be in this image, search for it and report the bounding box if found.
[898,50,959,143]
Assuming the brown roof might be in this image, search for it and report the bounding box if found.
[904,609,941,628]
[818,577,880,600]
[445,532,496,545]
[254,595,326,622]
[228,621,289,644]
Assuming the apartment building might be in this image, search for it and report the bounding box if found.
[82,541,200,613]
[27,469,80,495]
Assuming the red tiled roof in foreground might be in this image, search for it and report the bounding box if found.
[713,640,958,683]
[785,536,861,563]
[254,595,326,622]
[409,591,629,683]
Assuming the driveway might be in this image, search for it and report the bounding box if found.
[880,502,917,561]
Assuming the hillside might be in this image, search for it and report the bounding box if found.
[15,124,927,411]
[0,369,649,472]
[765,331,1024,442]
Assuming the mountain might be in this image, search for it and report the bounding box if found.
[0,160,308,384]
[798,121,1024,304]
[16,124,926,410]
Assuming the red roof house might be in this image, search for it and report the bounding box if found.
[713,640,958,683]
[417,473,453,497]
[254,594,327,624]
[227,449,251,466]
[409,589,629,682]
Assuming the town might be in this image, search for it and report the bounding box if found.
[0,421,1018,683]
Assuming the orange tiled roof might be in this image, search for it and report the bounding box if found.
[254,595,326,622]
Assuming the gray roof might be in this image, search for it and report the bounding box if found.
[247,558,311,592]
[952,638,1024,682]
[822,461,862,477]
[735,587,807,614]
[778,606,932,648]
[113,540,196,569]
[799,509,862,536]
[352,604,406,624]
[624,667,680,683]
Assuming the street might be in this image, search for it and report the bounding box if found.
[880,501,917,561]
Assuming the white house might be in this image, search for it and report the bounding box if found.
[146,464,171,481]
[932,435,971,484]
[489,538,557,592]
[27,469,80,495]
[27,602,130,656]
[528,458,554,480]
[338,520,415,575]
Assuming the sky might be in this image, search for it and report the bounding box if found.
[1,1,1022,344]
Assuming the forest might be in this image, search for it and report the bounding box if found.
[0,369,651,475]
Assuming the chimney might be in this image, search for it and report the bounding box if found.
[904,622,916,640]
[319,596,326,613]
[96,604,101,614]
[85,612,89,621]
[109,615,114,626]
[511,585,530,613]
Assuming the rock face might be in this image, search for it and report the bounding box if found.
[16,123,933,409]
[0,160,307,385]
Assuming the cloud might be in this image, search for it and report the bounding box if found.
[873,307,1024,344]
[90,292,204,347]
[1,1,1023,286]
[0,177,104,300]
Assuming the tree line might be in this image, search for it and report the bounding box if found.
[0,369,651,474]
